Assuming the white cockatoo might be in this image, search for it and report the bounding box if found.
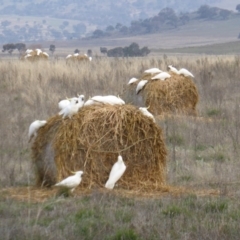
[144,68,162,75]
[136,80,148,94]
[151,72,171,81]
[178,68,194,78]
[58,98,79,118]
[139,107,155,122]
[85,95,125,106]
[168,65,179,74]
[55,171,84,192]
[28,120,47,142]
[105,155,126,189]
[127,77,138,85]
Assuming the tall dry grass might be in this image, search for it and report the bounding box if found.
[1,55,240,239]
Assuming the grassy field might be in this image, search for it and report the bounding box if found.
[1,55,240,239]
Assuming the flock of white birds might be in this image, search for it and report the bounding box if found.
[28,65,194,193]
[128,65,194,94]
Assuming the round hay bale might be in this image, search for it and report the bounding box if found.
[31,104,167,191]
[66,54,91,64]
[124,72,199,116]
[20,50,49,62]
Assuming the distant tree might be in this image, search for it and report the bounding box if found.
[140,46,151,56]
[120,26,128,34]
[107,43,150,57]
[49,44,56,54]
[115,23,122,30]
[236,4,240,12]
[179,14,190,24]
[125,42,140,56]
[1,20,11,27]
[197,5,217,19]
[15,43,26,53]
[219,9,231,20]
[87,49,92,56]
[107,47,124,57]
[74,49,80,54]
[73,23,86,34]
[92,29,105,38]
[2,43,16,54]
[100,47,108,55]
[106,25,114,32]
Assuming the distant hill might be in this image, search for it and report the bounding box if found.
[0,0,239,43]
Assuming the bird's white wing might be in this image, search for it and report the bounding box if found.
[58,99,70,110]
[179,68,194,77]
[127,77,138,85]
[136,80,148,94]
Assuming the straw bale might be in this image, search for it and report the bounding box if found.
[31,104,167,191]
[123,72,199,116]
[66,54,90,64]
[21,50,49,62]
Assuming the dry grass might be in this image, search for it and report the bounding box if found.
[1,55,240,239]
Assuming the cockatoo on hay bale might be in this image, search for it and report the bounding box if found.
[28,120,47,142]
[84,95,125,106]
[58,96,84,119]
[127,77,138,85]
[151,72,171,81]
[136,80,148,94]
[144,68,162,75]
[139,107,155,122]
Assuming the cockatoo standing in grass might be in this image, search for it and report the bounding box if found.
[55,171,84,192]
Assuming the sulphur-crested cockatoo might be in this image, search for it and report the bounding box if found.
[127,77,138,85]
[89,95,125,105]
[55,171,84,192]
[58,98,80,118]
[151,72,171,81]
[136,80,148,94]
[144,68,162,75]
[178,68,194,78]
[139,107,155,122]
[28,120,47,142]
[168,65,179,74]
[105,155,126,189]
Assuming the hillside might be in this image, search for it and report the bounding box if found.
[0,0,240,44]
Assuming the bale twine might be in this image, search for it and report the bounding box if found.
[123,72,199,116]
[31,104,167,191]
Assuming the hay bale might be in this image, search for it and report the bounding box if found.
[66,54,91,64]
[31,104,167,191]
[21,49,49,62]
[124,72,199,116]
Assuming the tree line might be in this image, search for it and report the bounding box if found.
[100,42,150,57]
